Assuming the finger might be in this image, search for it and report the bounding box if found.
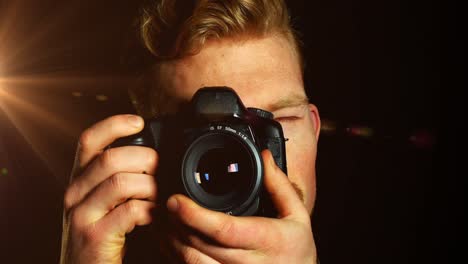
[65,146,158,209]
[178,228,258,264]
[169,220,263,264]
[73,173,157,223]
[262,150,310,222]
[170,236,221,264]
[167,194,275,249]
[97,199,155,236]
[74,114,144,175]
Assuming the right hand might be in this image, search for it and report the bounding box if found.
[60,114,159,264]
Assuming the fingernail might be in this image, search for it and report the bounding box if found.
[128,115,143,128]
[167,196,179,213]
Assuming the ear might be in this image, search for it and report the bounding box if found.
[308,104,321,141]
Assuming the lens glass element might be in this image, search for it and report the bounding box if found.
[182,130,262,214]
[195,147,251,196]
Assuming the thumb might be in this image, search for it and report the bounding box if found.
[262,150,309,221]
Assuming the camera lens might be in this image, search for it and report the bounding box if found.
[195,146,251,196]
[182,130,263,214]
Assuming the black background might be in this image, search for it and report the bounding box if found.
[0,0,452,263]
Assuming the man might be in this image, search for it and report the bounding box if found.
[60,0,321,263]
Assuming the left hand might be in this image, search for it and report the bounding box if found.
[165,150,317,264]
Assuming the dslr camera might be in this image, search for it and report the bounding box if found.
[109,87,287,217]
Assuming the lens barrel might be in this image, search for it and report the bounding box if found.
[181,129,263,215]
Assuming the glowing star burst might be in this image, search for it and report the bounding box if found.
[0,0,136,180]
[0,60,5,90]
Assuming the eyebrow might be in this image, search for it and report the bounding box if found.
[266,93,310,112]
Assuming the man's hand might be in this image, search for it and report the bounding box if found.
[166,150,317,264]
[60,115,158,264]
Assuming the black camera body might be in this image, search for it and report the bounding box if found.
[110,87,287,217]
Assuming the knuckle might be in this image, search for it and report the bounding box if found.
[144,149,158,168]
[183,247,202,264]
[179,203,197,222]
[109,173,128,195]
[100,148,116,169]
[63,186,77,210]
[214,220,235,242]
[124,200,140,217]
[78,129,93,152]
[69,209,84,230]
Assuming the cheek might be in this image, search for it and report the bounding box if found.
[286,142,316,209]
[282,123,318,212]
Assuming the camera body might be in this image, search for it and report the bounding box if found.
[110,87,287,217]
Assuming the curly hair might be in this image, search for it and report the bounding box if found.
[131,0,302,118]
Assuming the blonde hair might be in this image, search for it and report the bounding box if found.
[131,0,302,118]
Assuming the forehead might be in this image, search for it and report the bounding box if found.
[157,35,306,111]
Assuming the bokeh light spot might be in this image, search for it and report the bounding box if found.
[96,94,108,101]
[72,91,83,97]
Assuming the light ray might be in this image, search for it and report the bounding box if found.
[0,71,135,181]
[0,88,79,137]
[0,1,137,182]
[0,72,133,87]
[0,86,80,179]
[1,0,86,66]
[0,0,25,52]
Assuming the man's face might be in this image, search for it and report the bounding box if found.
[156,35,320,213]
